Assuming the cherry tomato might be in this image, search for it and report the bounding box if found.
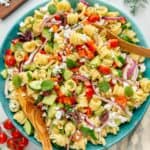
[59,96,76,105]
[86,87,94,100]
[7,138,17,150]
[54,15,61,20]
[18,137,29,148]
[88,14,100,22]
[108,39,119,48]
[5,49,13,55]
[85,49,94,60]
[98,65,111,75]
[11,129,22,139]
[16,146,24,150]
[76,45,84,51]
[3,119,14,130]
[115,96,127,108]
[39,50,46,54]
[86,40,96,52]
[5,55,16,67]
[83,107,92,117]
[0,132,7,144]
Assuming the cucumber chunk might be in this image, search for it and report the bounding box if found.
[29,80,42,90]
[42,93,57,105]
[0,69,8,79]
[23,120,34,135]
[62,69,73,80]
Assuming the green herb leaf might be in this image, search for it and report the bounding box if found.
[35,95,44,104]
[119,34,133,43]
[117,56,125,65]
[12,75,22,88]
[98,81,110,93]
[66,59,77,68]
[48,4,57,14]
[124,86,134,97]
[80,126,97,140]
[41,80,54,91]
[117,69,123,77]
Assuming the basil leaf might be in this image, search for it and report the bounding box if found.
[41,80,54,91]
[98,81,110,93]
[117,55,125,65]
[48,4,57,14]
[80,126,97,140]
[66,59,77,68]
[12,75,22,88]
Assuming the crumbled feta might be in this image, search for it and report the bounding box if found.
[81,34,89,42]
[64,28,72,38]
[139,63,146,72]
[123,82,129,87]
[55,110,64,120]
[40,5,48,12]
[19,22,25,27]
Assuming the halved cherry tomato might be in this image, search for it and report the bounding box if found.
[11,129,22,139]
[88,14,100,22]
[58,96,75,105]
[54,15,61,20]
[5,49,13,55]
[78,49,86,57]
[98,65,111,75]
[24,54,29,62]
[108,39,119,48]
[3,119,14,130]
[5,55,16,67]
[76,45,84,51]
[83,107,92,117]
[115,96,127,108]
[0,132,7,144]
[86,86,94,100]
[85,49,94,59]
[39,50,46,54]
[86,40,96,52]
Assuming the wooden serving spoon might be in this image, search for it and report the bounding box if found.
[94,23,150,57]
[16,88,52,150]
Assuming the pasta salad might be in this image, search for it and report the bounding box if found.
[1,0,150,149]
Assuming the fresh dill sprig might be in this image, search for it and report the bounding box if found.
[124,0,149,14]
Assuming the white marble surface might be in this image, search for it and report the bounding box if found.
[0,0,150,150]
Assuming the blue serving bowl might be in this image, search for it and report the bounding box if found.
[0,0,150,149]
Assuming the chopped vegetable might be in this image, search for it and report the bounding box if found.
[87,14,100,23]
[98,65,111,75]
[86,40,96,52]
[83,107,92,117]
[86,86,94,100]
[80,126,97,140]
[41,80,54,91]
[0,69,8,79]
[48,4,57,14]
[42,93,57,105]
[66,59,77,68]
[115,96,127,108]
[35,95,44,104]
[29,80,42,91]
[98,81,110,93]
[124,86,134,97]
[62,69,73,80]
[117,55,126,65]
[42,28,54,41]
[12,75,22,88]
[108,39,119,48]
[5,55,16,67]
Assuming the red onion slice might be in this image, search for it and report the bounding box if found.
[80,0,89,6]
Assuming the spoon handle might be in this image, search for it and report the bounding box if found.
[94,23,150,57]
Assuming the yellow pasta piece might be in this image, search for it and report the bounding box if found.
[67,13,79,25]
[23,41,37,53]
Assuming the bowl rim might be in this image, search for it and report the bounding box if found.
[0,0,150,150]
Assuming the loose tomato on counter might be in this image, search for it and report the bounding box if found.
[0,132,7,144]
[11,129,22,139]
[98,65,111,75]
[3,119,14,130]
[18,137,29,148]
